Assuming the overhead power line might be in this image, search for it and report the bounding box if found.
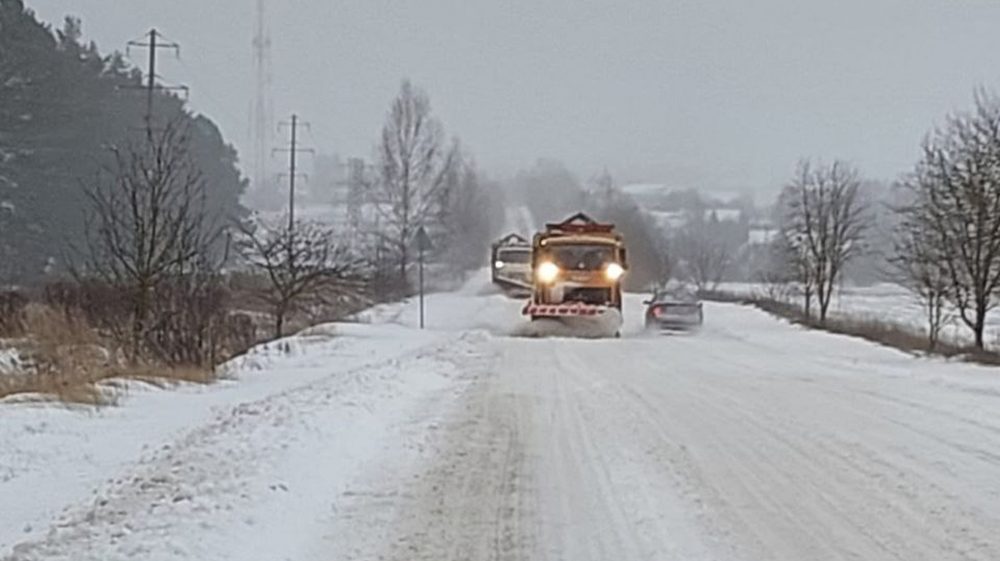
[274,114,315,230]
[124,29,188,124]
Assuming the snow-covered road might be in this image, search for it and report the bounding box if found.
[4,284,1000,560]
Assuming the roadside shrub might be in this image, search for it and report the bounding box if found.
[43,280,132,341]
[0,290,28,336]
[0,301,228,406]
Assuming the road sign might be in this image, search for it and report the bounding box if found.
[415,226,434,253]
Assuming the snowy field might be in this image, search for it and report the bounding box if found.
[2,275,1000,560]
[719,281,1000,348]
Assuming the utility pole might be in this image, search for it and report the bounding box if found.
[415,226,434,329]
[126,29,185,124]
[251,0,274,204]
[274,114,314,231]
[287,114,298,230]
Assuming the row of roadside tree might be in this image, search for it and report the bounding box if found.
[766,91,1000,352]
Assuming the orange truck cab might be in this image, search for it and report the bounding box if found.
[524,213,627,319]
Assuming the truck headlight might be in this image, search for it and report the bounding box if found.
[536,261,560,283]
[494,260,505,269]
[605,262,625,281]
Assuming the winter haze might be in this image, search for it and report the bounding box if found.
[27,0,1000,191]
[8,0,1000,559]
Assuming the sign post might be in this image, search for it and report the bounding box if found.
[415,226,434,329]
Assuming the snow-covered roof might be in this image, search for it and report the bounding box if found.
[648,210,689,231]
[620,183,671,197]
[748,227,779,245]
[705,208,742,222]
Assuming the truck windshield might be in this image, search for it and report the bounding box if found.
[497,249,531,264]
[546,244,615,271]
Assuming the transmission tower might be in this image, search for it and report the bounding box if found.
[345,158,370,243]
[275,115,315,230]
[251,0,274,201]
[125,29,187,126]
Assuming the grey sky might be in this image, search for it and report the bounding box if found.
[29,0,1000,194]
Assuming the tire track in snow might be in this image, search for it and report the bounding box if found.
[615,326,1000,561]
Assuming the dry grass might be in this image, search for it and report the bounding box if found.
[0,304,219,406]
[122,364,221,387]
[0,365,220,407]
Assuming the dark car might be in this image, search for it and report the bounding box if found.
[644,289,704,331]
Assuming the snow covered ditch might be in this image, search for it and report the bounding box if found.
[717,282,1000,350]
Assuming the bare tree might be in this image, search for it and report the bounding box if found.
[754,237,798,304]
[237,219,365,338]
[513,159,586,223]
[585,171,673,291]
[654,238,677,288]
[779,160,867,324]
[902,91,1000,349]
[372,80,458,283]
[438,157,500,273]
[0,290,27,337]
[889,207,951,350]
[79,121,220,359]
[773,228,817,318]
[590,168,617,208]
[677,213,732,292]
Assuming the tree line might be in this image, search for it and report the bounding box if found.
[1,1,502,380]
[0,1,245,282]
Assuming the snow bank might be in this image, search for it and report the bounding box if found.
[0,318,445,556]
[355,271,526,335]
[3,331,489,561]
[717,282,1000,349]
[0,347,22,376]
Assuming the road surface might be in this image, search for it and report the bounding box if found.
[3,286,1000,560]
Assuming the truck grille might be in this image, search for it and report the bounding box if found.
[563,287,612,305]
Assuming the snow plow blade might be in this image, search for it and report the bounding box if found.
[523,302,609,318]
[516,303,622,338]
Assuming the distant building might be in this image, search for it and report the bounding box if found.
[704,208,743,223]
[648,210,689,232]
[747,220,778,245]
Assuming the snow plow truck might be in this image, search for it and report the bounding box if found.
[523,213,627,335]
[491,233,533,294]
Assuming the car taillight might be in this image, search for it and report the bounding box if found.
[652,306,663,317]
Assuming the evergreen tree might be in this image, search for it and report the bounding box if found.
[0,1,246,281]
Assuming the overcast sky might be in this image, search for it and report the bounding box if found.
[28,0,1000,194]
